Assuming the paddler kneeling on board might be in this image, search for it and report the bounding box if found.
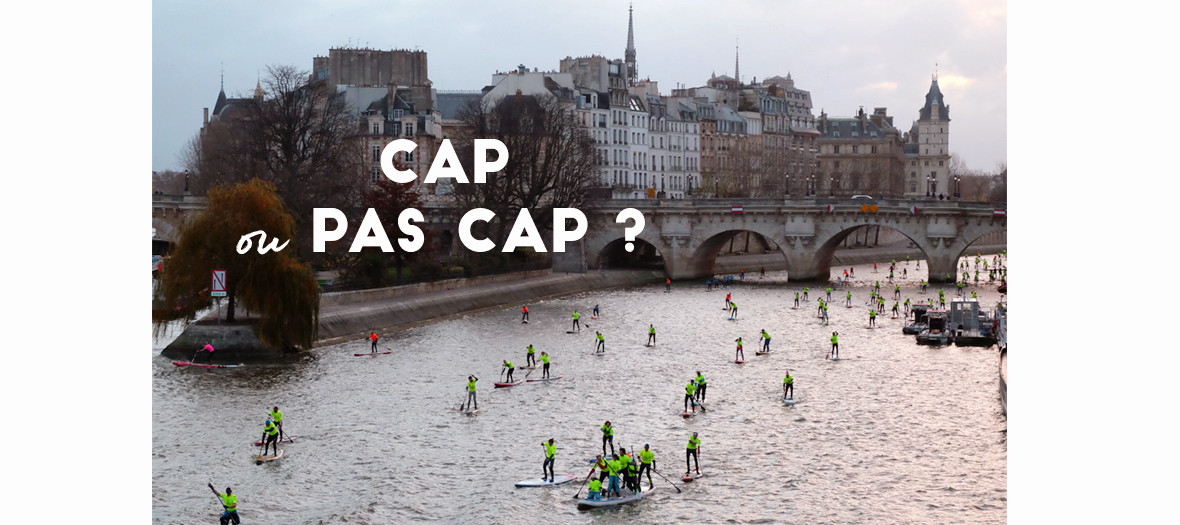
[208,484,239,525]
[502,360,515,383]
[261,419,279,457]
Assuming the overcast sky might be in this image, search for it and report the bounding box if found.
[153,0,1006,172]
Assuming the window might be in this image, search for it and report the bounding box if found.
[871,146,877,154]
[938,160,944,167]
[924,161,929,166]
[372,122,380,134]
[404,151,414,163]
[371,167,381,182]
[911,172,916,178]
[371,145,380,162]
[405,124,415,138]
[852,145,859,154]
[833,145,840,154]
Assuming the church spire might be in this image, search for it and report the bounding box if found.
[625,3,638,81]
[734,39,740,85]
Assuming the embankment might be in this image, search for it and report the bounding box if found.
[316,269,662,346]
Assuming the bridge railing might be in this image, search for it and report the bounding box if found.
[581,198,1001,210]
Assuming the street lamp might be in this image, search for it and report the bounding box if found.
[926,175,933,199]
[954,175,961,199]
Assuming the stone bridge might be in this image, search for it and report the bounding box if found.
[553,199,1006,284]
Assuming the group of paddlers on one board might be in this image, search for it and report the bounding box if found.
[576,425,704,500]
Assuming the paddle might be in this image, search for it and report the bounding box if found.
[572,472,592,499]
[652,468,682,493]
[256,431,267,459]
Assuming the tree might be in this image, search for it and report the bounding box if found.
[988,163,1007,203]
[190,64,365,259]
[360,177,423,285]
[153,179,320,350]
[454,95,595,260]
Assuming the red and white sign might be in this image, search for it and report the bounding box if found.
[731,206,744,214]
[993,209,1006,218]
[909,205,920,214]
[211,269,227,297]
[825,204,835,213]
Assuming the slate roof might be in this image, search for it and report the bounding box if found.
[818,117,894,138]
[437,92,482,120]
[919,79,950,121]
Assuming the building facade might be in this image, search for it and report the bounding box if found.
[815,107,906,198]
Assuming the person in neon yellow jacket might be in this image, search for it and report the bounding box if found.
[208,484,239,525]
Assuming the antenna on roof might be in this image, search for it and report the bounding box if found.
[934,62,938,81]
[220,61,224,92]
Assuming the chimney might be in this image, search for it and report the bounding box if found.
[203,107,209,125]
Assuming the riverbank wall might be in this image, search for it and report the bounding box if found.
[715,243,1006,274]
[315,269,662,346]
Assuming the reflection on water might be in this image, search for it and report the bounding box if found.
[153,261,1006,524]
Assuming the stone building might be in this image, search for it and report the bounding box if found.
[903,77,952,198]
[814,106,906,198]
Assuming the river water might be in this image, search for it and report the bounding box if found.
[152,258,1007,524]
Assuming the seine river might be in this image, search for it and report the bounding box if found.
[152,258,1006,524]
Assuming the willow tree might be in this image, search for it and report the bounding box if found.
[153,179,320,350]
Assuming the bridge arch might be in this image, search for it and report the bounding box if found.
[684,224,788,278]
[597,237,667,272]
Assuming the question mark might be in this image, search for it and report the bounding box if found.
[615,208,645,253]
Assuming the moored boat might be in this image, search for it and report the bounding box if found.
[915,311,951,346]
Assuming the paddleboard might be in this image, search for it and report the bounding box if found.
[526,376,562,382]
[728,317,736,321]
[828,356,840,361]
[644,343,654,347]
[462,408,479,415]
[790,306,798,310]
[682,411,696,418]
[520,366,537,369]
[681,471,704,482]
[172,361,243,368]
[253,436,297,446]
[515,474,575,488]
[566,330,580,334]
[494,381,524,388]
[591,316,598,319]
[846,305,853,308]
[577,490,643,510]
[734,359,745,364]
[755,351,770,356]
[255,449,283,464]
[522,320,529,324]
[353,351,392,356]
[783,397,796,405]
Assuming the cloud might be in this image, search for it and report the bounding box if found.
[859,82,898,92]
[937,74,976,89]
